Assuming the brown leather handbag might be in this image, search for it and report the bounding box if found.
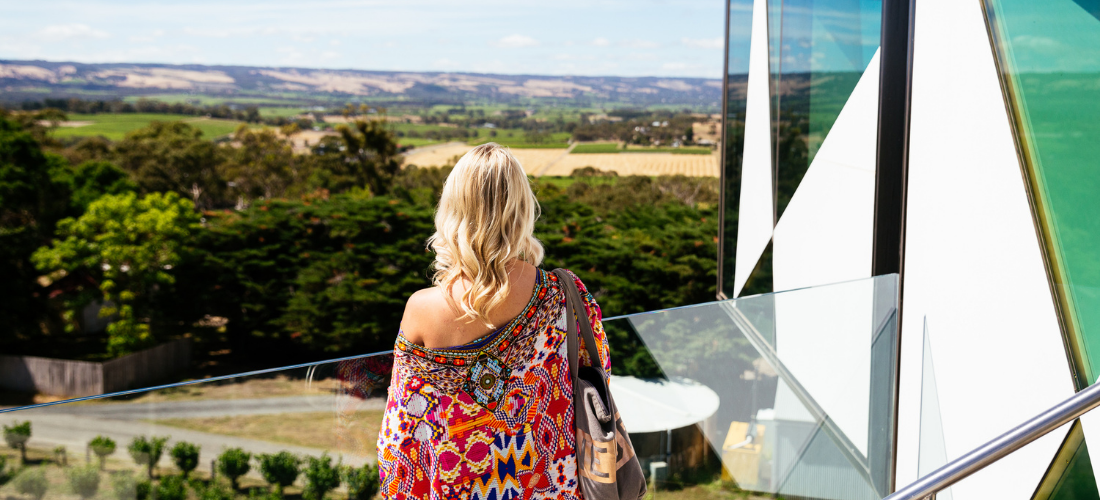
[553,269,647,500]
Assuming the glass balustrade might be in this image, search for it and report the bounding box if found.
[1,274,899,500]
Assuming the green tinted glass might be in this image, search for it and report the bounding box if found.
[986,0,1100,384]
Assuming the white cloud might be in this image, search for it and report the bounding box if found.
[591,37,610,47]
[681,37,723,49]
[329,39,342,46]
[38,24,110,41]
[492,34,539,48]
[320,51,341,60]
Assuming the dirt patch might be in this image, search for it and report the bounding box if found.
[153,410,384,456]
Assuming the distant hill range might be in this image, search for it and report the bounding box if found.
[0,60,722,109]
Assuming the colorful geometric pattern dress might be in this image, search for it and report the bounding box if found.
[377,268,611,500]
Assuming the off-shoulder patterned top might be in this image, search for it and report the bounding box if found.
[376,268,611,500]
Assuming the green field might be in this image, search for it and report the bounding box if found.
[572,143,622,154]
[50,113,249,141]
[395,137,441,147]
[258,106,310,118]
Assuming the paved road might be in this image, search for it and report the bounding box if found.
[2,395,388,472]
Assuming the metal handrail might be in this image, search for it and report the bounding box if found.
[884,379,1100,500]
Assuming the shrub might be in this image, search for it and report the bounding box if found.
[342,463,380,500]
[111,472,140,500]
[259,451,301,495]
[89,435,117,470]
[53,446,68,467]
[3,421,31,464]
[128,436,168,479]
[155,475,188,500]
[195,481,234,500]
[0,455,11,485]
[68,464,101,499]
[13,467,48,500]
[170,441,201,478]
[217,448,252,490]
[302,453,341,500]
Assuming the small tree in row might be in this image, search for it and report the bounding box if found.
[170,441,201,478]
[89,435,117,470]
[217,447,252,491]
[3,421,32,464]
[303,453,341,500]
[260,451,301,496]
[343,462,380,500]
[128,436,168,479]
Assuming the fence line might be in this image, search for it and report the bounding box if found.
[0,338,191,397]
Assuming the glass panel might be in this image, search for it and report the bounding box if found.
[773,0,882,219]
[1,275,898,500]
[0,352,393,500]
[985,0,1100,385]
[1034,420,1100,500]
[721,0,757,299]
[606,273,899,498]
[918,320,953,500]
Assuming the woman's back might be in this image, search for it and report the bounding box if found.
[377,268,609,499]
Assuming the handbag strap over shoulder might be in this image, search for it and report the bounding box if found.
[552,268,601,385]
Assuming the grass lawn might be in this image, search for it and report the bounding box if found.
[396,137,441,147]
[51,113,250,141]
[531,175,619,190]
[258,106,309,118]
[572,143,622,154]
[152,410,384,452]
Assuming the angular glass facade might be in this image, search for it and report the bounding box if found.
[985,0,1100,386]
[718,0,883,298]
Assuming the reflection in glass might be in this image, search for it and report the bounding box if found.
[0,352,394,500]
[607,274,899,499]
[721,0,756,299]
[773,0,882,218]
[985,0,1100,385]
[0,275,899,500]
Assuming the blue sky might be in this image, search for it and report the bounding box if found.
[0,0,726,78]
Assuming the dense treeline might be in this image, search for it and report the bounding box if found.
[26,97,264,122]
[0,108,718,373]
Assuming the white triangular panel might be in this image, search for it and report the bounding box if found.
[732,0,775,297]
[772,49,880,293]
[894,0,1073,496]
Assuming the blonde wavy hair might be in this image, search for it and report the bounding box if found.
[427,143,544,327]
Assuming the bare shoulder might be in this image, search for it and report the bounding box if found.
[400,287,451,346]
